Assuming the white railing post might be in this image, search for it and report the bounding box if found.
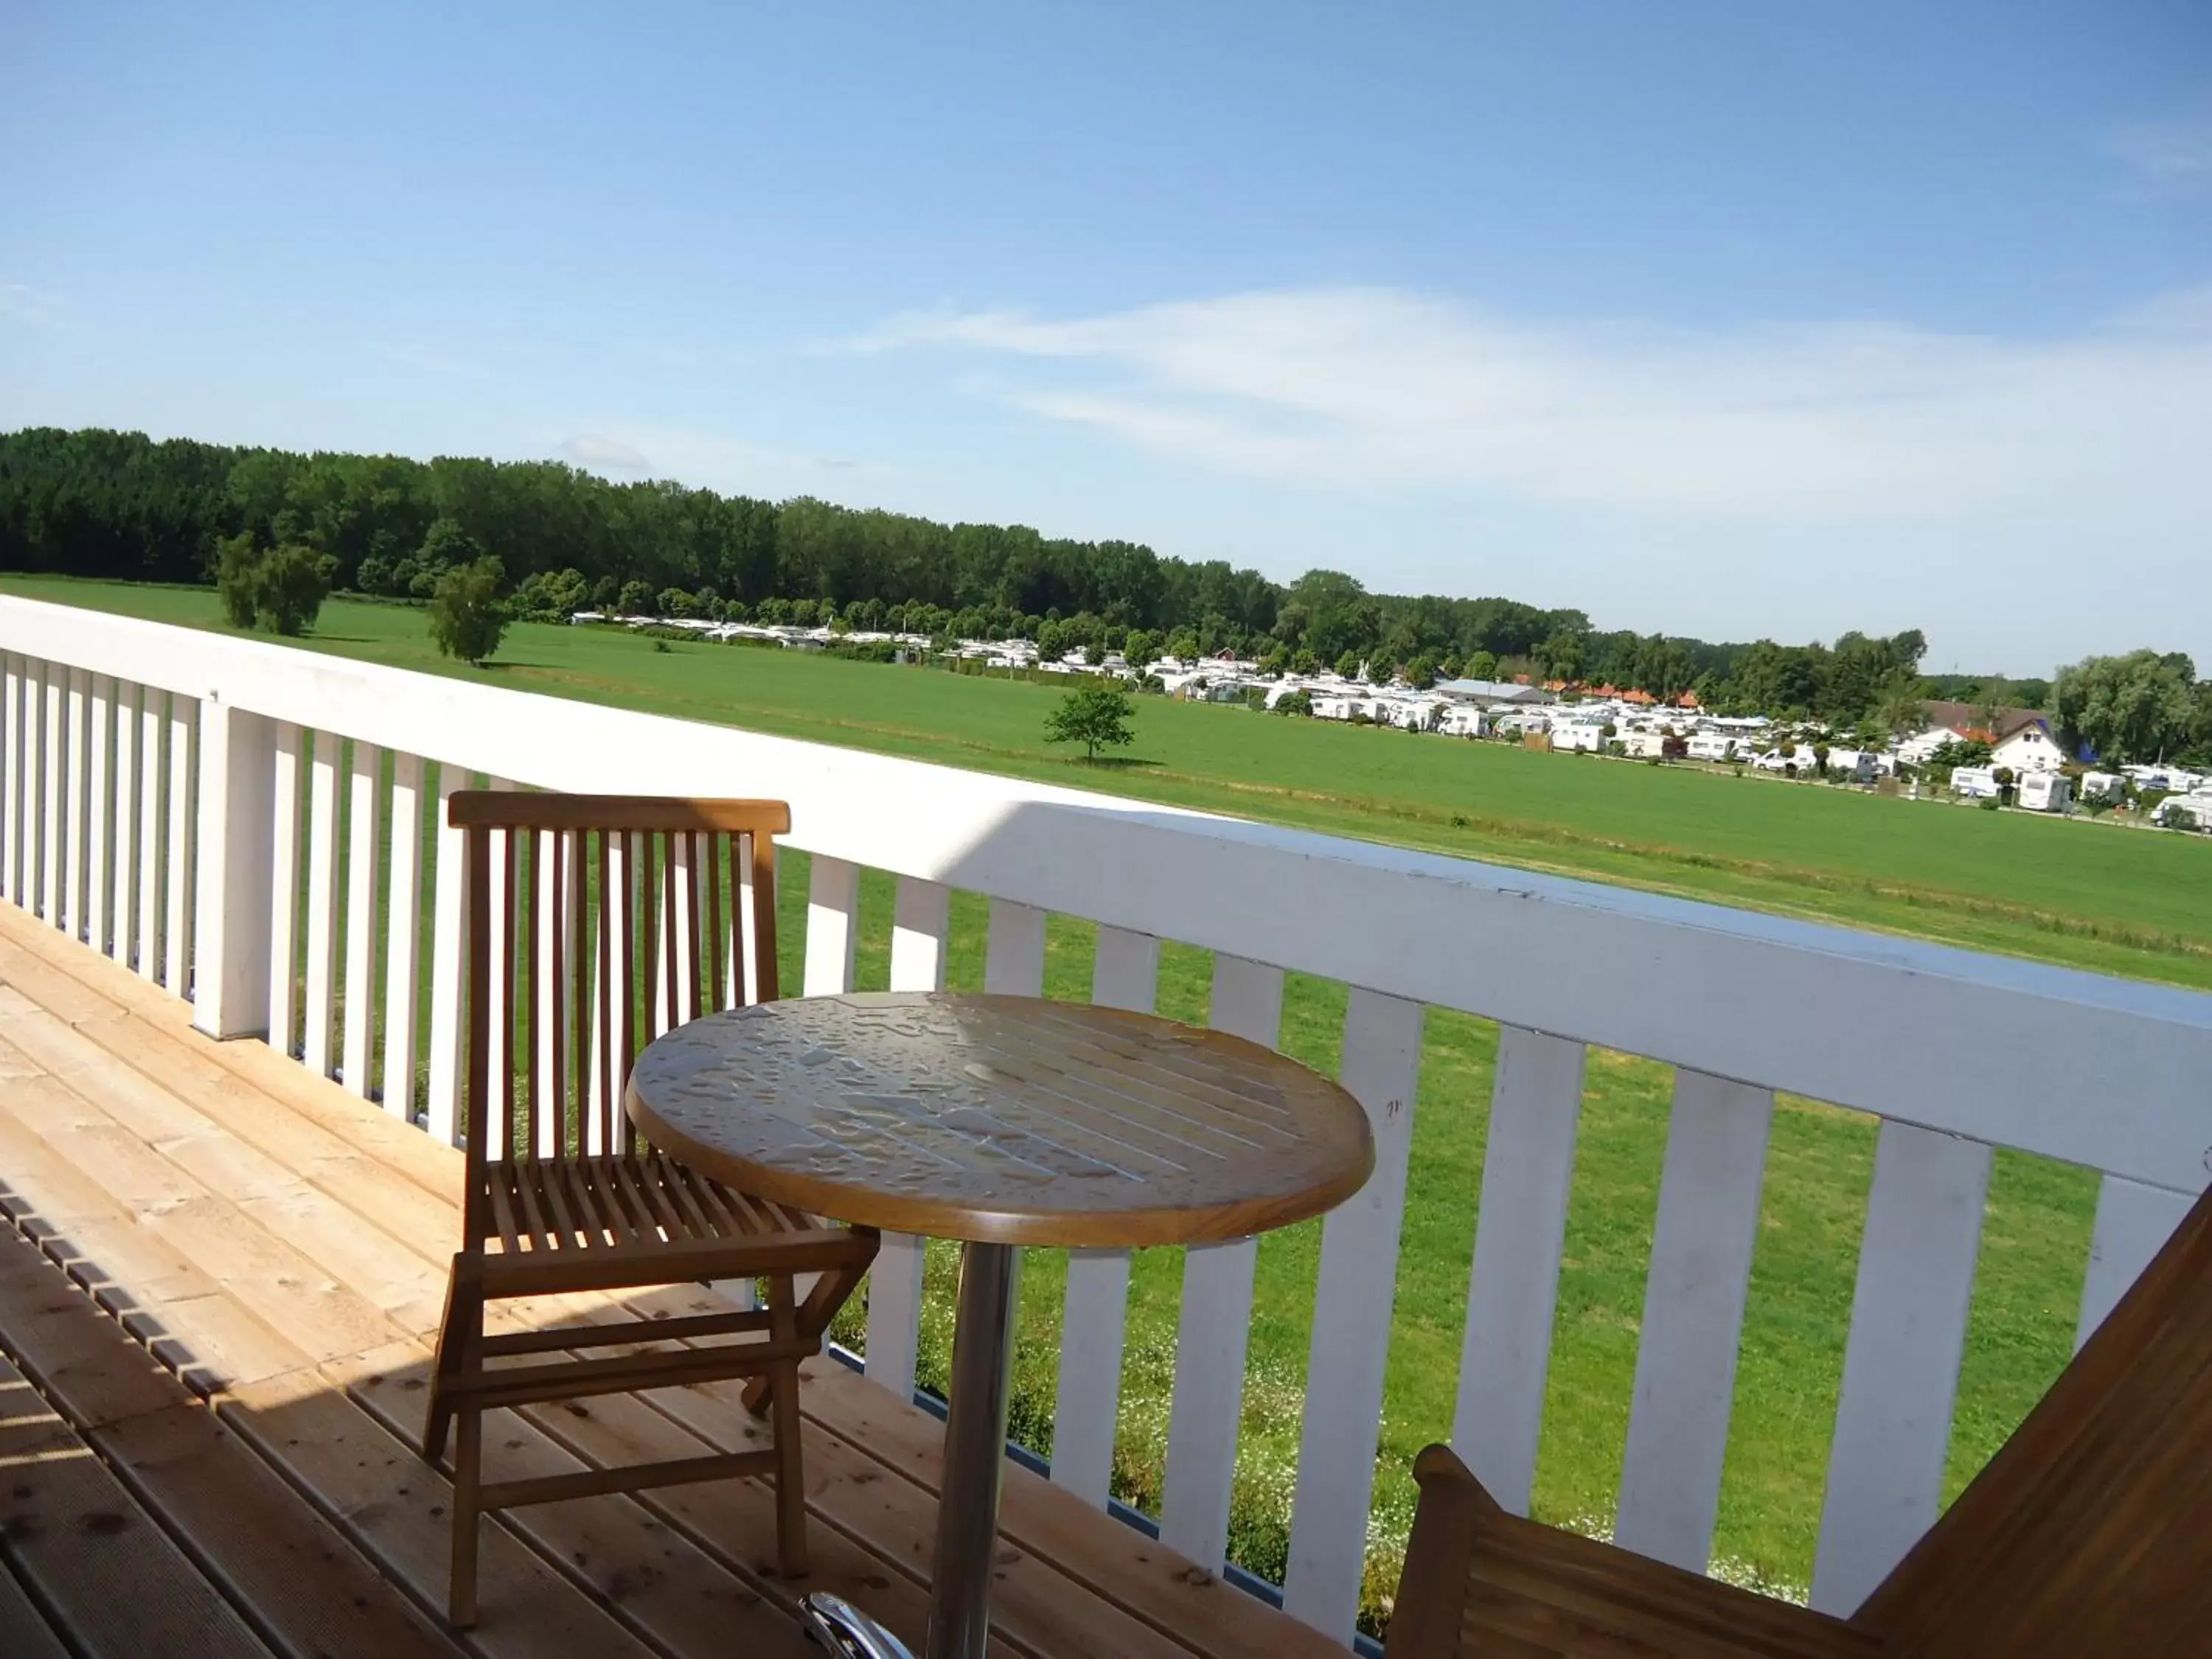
[162,694,195,992]
[381,751,425,1122]
[1,654,19,905]
[342,741,382,1096]
[866,874,948,1401]
[63,667,87,941]
[1161,953,1283,1572]
[1810,1121,1989,1614]
[1613,1070,1774,1572]
[1284,989,1425,1641]
[802,855,860,997]
[268,723,303,1055]
[1453,1026,1588,1513]
[302,731,341,1076]
[86,674,112,958]
[2075,1173,2196,1349]
[423,763,469,1146]
[136,691,161,982]
[111,681,139,969]
[1051,924,1159,1510]
[42,660,65,926]
[189,698,276,1038]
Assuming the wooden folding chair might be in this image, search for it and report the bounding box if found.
[1387,1180,2212,1655]
[421,792,880,1628]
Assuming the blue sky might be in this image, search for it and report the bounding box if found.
[4,1,2208,672]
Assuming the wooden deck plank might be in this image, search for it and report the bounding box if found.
[100,1401,473,1659]
[0,1556,73,1659]
[219,1365,667,1659]
[0,998,449,1329]
[0,939,133,1030]
[413,1285,1159,1659]
[0,1225,194,1427]
[0,1227,469,1659]
[0,1352,274,1659]
[0,1068,403,1365]
[87,1010,459,1251]
[660,1365,1192,1659]
[796,1355,1349,1659]
[341,1342,816,1659]
[0,1088,313,1394]
[515,1366,984,1659]
[0,931,465,1246]
[0,909,460,1199]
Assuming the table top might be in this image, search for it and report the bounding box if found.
[624,992,1375,1247]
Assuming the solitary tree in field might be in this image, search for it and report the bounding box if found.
[429,554,509,665]
[1045,684,1136,762]
[214,532,335,636]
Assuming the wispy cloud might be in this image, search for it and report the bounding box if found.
[562,434,653,472]
[375,341,485,376]
[848,286,2212,538]
[0,282,68,328]
[551,425,914,501]
[2108,115,2212,192]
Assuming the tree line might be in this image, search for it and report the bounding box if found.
[4,425,2202,754]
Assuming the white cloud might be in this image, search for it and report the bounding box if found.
[552,424,921,504]
[0,282,66,327]
[561,434,653,472]
[849,286,2212,540]
[2109,116,2212,190]
[374,342,484,376]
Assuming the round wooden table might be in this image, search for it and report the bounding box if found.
[627,991,1374,1659]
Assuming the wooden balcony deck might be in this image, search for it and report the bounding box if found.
[0,905,1343,1659]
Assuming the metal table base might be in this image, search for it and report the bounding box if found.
[925,1240,1020,1659]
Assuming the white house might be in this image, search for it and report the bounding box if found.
[1992,719,2068,774]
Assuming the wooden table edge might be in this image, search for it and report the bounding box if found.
[627,1073,1374,1246]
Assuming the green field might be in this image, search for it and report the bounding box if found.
[3,574,2197,1631]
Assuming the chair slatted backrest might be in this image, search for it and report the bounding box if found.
[451,792,788,1250]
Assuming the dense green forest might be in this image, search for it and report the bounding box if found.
[0,425,2003,722]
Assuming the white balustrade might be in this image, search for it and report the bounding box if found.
[3,594,2210,1649]
[866,875,951,1402]
[1050,924,1159,1510]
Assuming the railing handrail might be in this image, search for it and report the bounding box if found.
[4,593,2208,1193]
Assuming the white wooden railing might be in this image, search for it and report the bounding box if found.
[3,595,2210,1644]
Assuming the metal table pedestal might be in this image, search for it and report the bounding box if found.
[925,1241,1020,1659]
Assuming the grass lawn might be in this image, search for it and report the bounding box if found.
[1,574,2180,1629]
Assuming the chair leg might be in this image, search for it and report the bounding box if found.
[771,1358,810,1578]
[449,1405,483,1628]
[423,1256,479,1463]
